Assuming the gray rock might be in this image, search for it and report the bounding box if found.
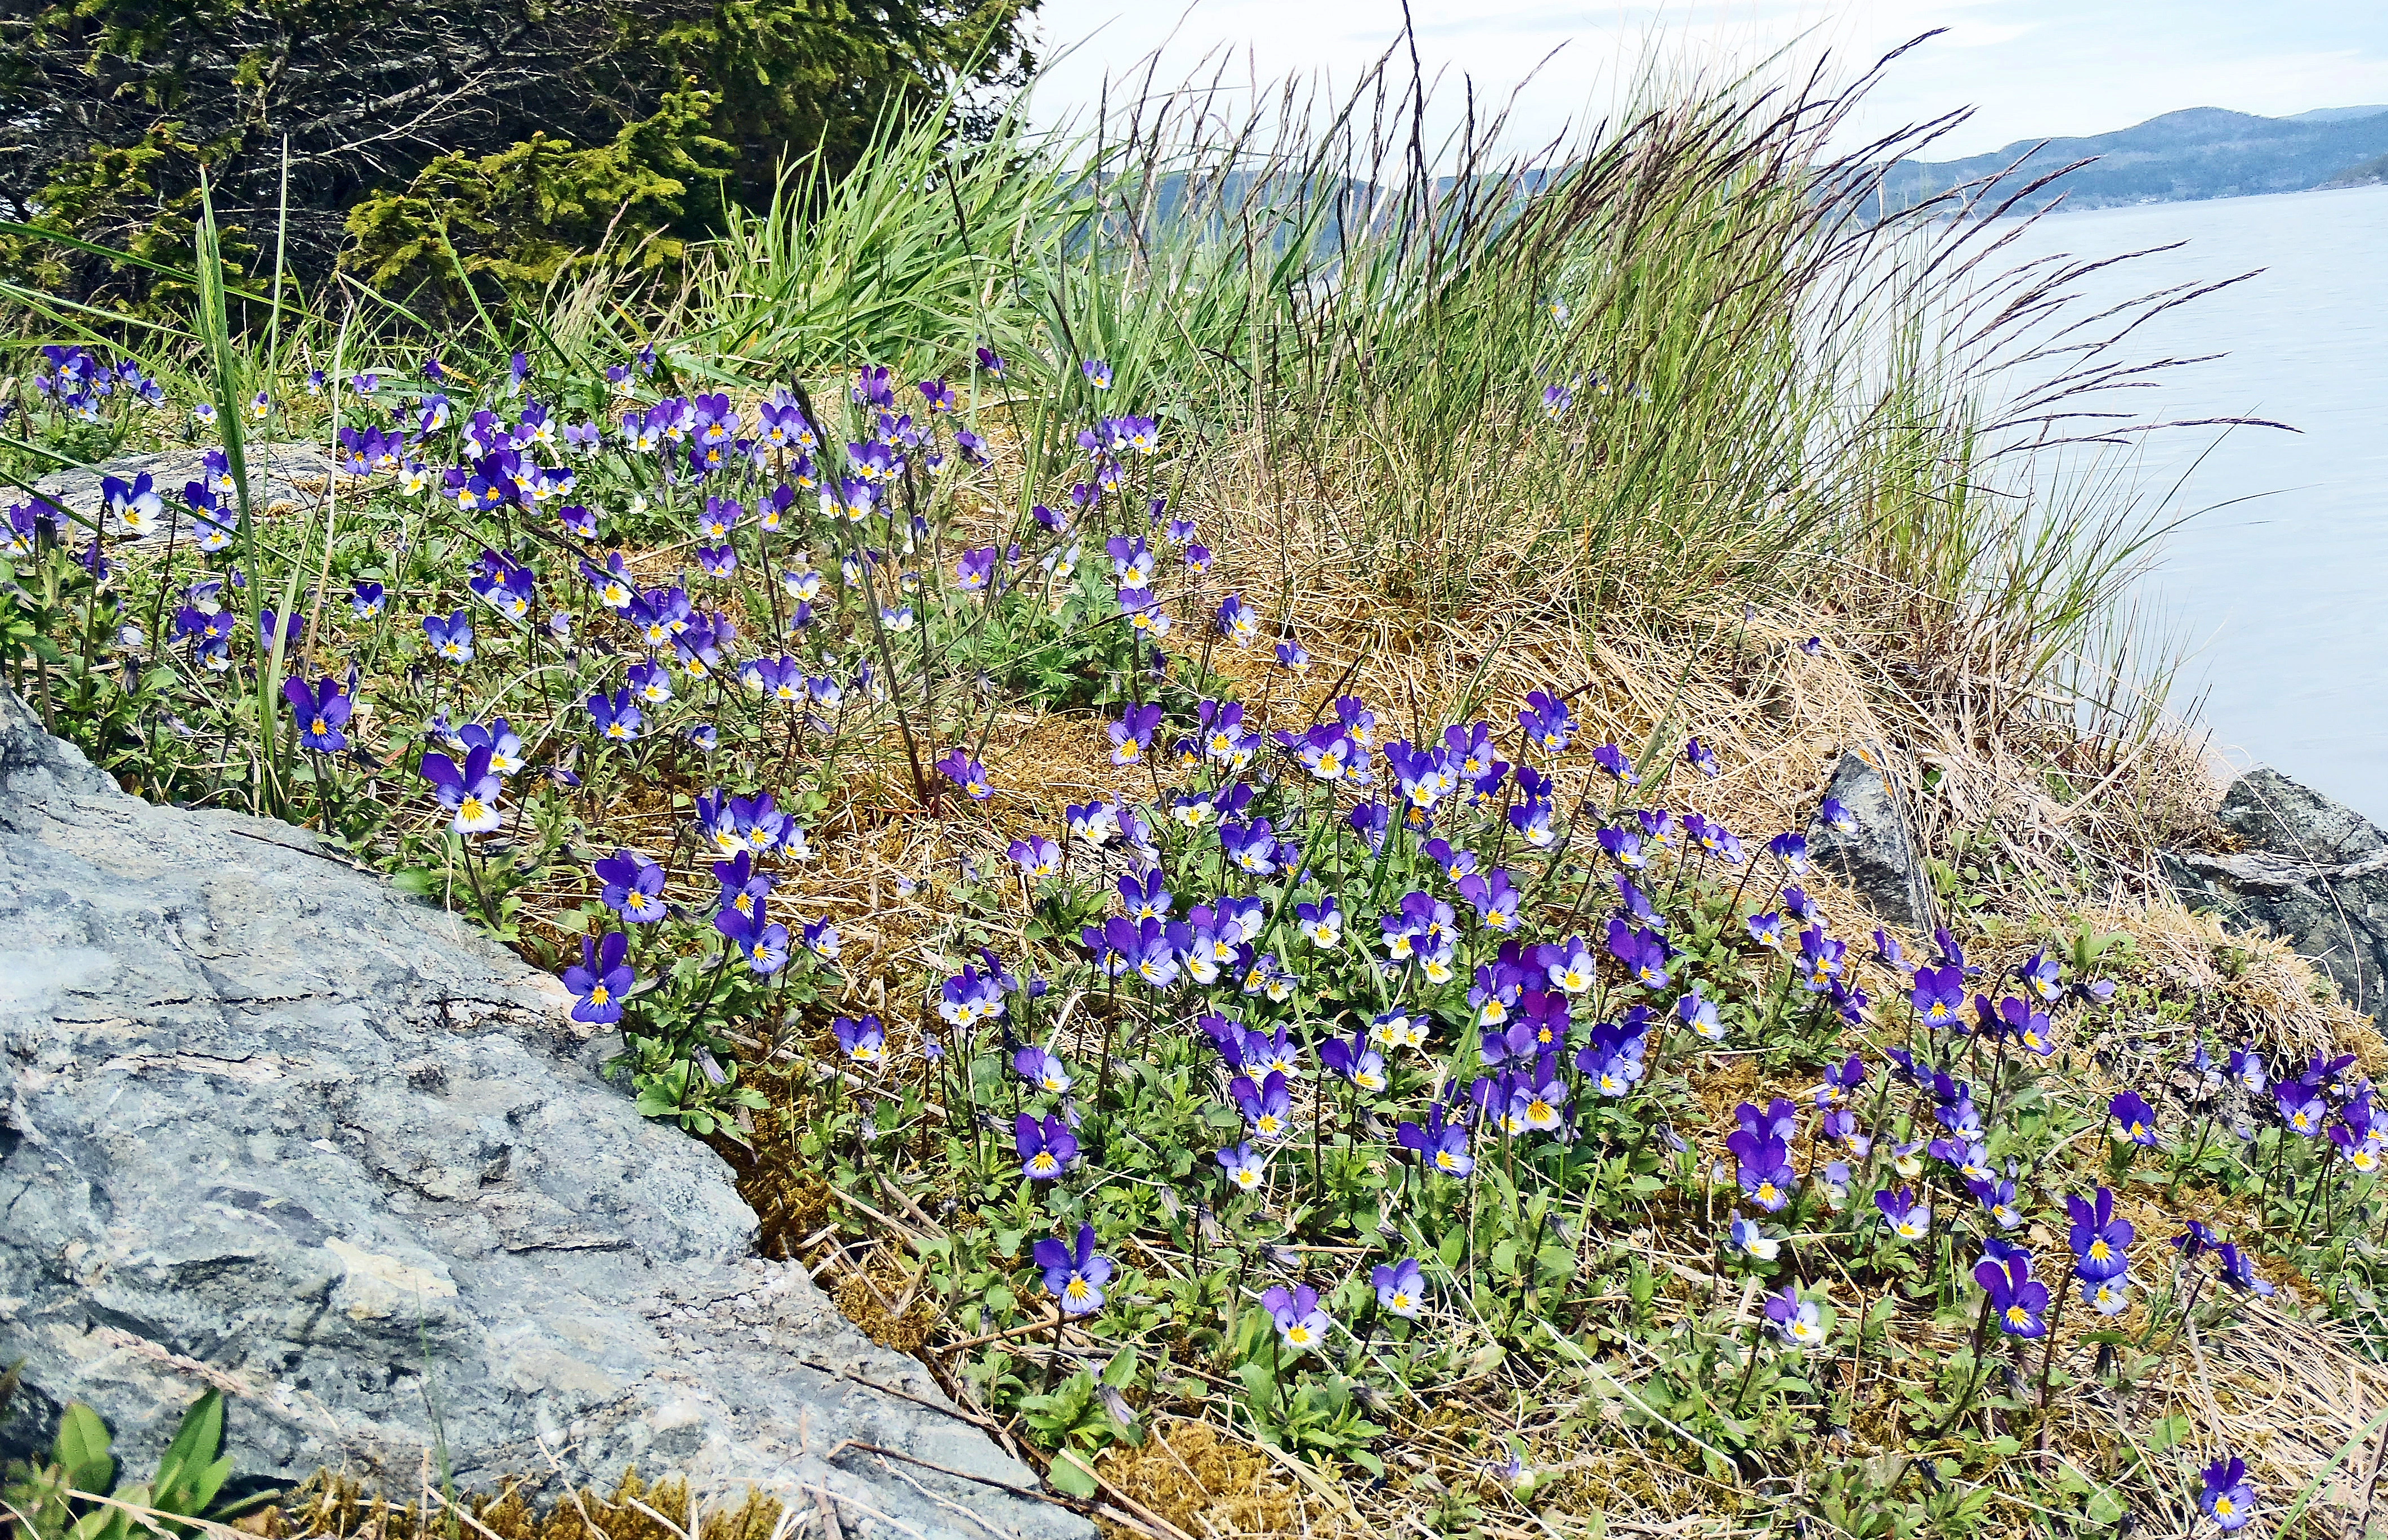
[30,444,337,541]
[0,684,1088,1539]
[1805,746,1937,931]
[2164,767,2388,1015]
[2217,767,2386,866]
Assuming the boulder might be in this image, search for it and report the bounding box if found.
[2165,767,2388,1015]
[0,685,1089,1540]
[1806,745,1937,931]
[30,444,337,541]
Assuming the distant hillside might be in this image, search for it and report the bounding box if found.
[1880,105,2388,214]
[2323,151,2388,189]
[2284,105,2388,124]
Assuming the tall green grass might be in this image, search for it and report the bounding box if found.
[645,44,2211,747]
[4,38,2226,752]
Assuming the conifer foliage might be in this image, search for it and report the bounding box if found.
[0,0,1036,307]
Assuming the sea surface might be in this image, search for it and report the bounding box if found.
[1984,184,2388,823]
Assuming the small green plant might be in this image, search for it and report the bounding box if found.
[1,1375,264,1540]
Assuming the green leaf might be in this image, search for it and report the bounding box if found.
[70,1505,131,1540]
[1046,1450,1099,1499]
[151,1390,223,1514]
[55,1403,116,1494]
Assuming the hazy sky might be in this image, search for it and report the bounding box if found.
[1026,0,2388,160]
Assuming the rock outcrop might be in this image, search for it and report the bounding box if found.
[30,444,336,541]
[0,686,1087,1539]
[1806,745,1937,932]
[2165,767,2388,1015]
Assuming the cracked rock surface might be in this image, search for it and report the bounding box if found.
[2165,767,2388,1015]
[0,685,1086,1539]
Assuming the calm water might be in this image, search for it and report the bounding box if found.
[1988,185,2388,822]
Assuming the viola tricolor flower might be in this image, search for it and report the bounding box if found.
[586,688,643,742]
[1975,1252,2049,1337]
[1262,1283,1331,1354]
[2198,1457,2256,1532]
[1607,919,1671,989]
[423,609,475,663]
[1875,1187,1931,1239]
[1727,1118,1797,1212]
[1518,690,1575,754]
[102,472,164,536]
[1016,1112,1079,1180]
[1318,1028,1387,1093]
[283,676,352,753]
[1397,1104,1474,1176]
[936,749,992,799]
[594,849,668,922]
[831,1013,886,1063]
[1217,1142,1268,1191]
[2277,1081,2326,1137]
[2064,1187,2132,1281]
[1796,926,1844,991]
[1678,988,1724,1041]
[1373,1258,1425,1318]
[2109,1091,2159,1147]
[1231,1071,1295,1140]
[1110,701,1162,765]
[1764,1286,1826,1347]
[421,745,503,833]
[1907,964,1962,1027]
[2213,1243,2275,1297]
[1008,835,1061,878]
[1014,1045,1074,1094]
[1034,1223,1112,1315]
[560,932,634,1024]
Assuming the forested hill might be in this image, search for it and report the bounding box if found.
[1881,104,2388,213]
